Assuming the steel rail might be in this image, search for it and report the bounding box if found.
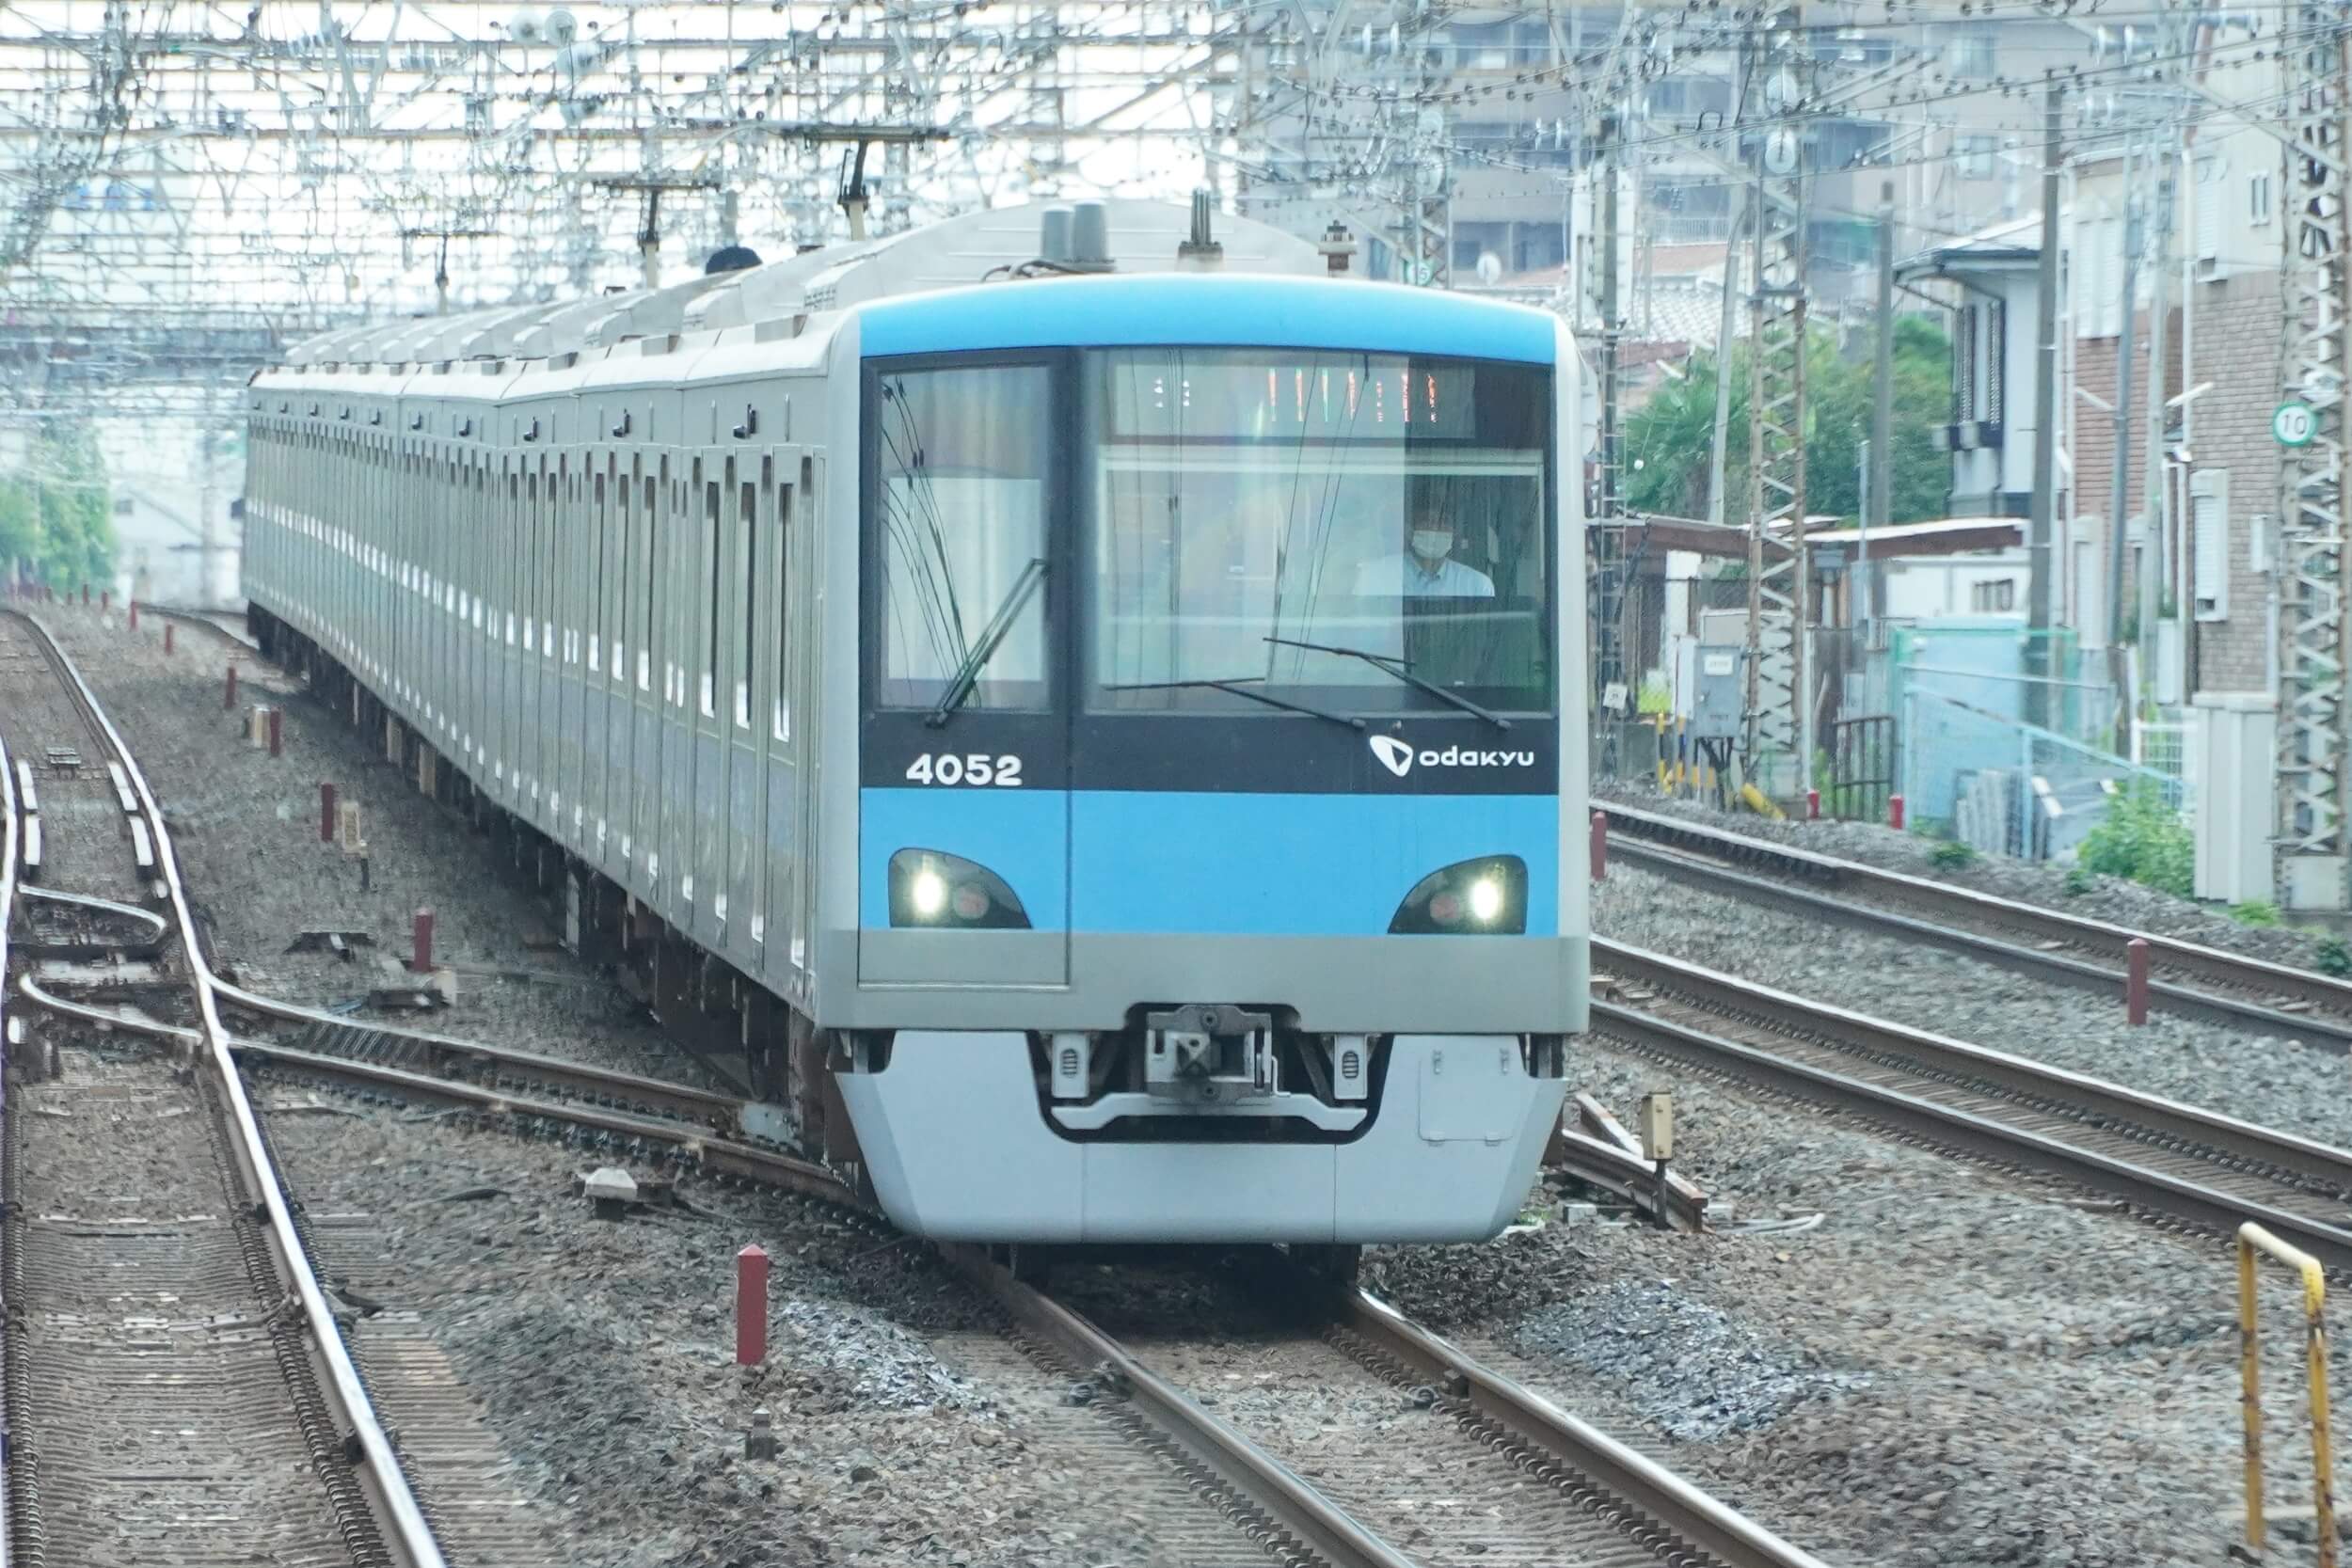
[1598,939,2352,1193]
[1608,833,2352,1047]
[212,977,751,1134]
[18,882,170,936]
[1341,1290,1833,1568]
[6,609,449,1568]
[1594,939,2352,1271]
[133,601,262,653]
[1,728,17,1568]
[1603,800,2352,1031]
[188,1035,1423,1568]
[944,1244,1423,1568]
[219,1029,1814,1568]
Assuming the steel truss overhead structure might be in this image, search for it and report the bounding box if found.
[1741,4,1808,797]
[0,0,1254,422]
[2274,0,2352,910]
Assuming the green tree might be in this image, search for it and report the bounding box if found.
[0,420,115,591]
[1623,313,1952,525]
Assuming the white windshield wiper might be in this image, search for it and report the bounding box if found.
[1263,635,1512,731]
[927,558,1048,728]
[1103,675,1367,734]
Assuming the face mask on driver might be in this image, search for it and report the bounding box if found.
[1410,528,1454,562]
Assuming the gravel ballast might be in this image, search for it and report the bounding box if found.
[1593,863,2352,1146]
[1597,779,2345,973]
[40,610,723,1088]
[1368,1040,2287,1568]
[261,1097,1186,1567]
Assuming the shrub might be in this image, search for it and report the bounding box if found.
[2229,900,2281,927]
[2078,780,2194,898]
[2318,936,2352,978]
[2062,866,2093,897]
[1929,840,1979,871]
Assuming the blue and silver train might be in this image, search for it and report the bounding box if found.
[244,198,1590,1252]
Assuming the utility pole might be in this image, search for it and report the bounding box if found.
[1590,110,1628,747]
[2105,134,2142,649]
[2138,161,2175,670]
[2273,1,2352,910]
[1741,4,1811,800]
[2026,77,2064,730]
[1706,211,1744,529]
[1707,37,1752,532]
[1867,180,1895,632]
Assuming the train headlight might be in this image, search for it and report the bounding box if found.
[910,867,948,918]
[1389,856,1527,935]
[887,848,1031,930]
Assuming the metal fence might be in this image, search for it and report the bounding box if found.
[1901,686,2185,859]
[1589,578,2196,863]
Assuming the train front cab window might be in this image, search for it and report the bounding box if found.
[1090,349,1551,720]
[868,360,1054,714]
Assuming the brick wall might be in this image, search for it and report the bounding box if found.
[2066,271,2278,694]
[2185,270,2283,694]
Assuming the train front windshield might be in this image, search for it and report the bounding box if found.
[869,348,1553,719]
[1092,350,1551,717]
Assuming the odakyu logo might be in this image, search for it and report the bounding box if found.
[1368,734,1536,778]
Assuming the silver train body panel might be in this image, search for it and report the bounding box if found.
[244,199,1589,1243]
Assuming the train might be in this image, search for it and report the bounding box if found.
[242,197,1590,1257]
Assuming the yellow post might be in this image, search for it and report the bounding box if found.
[2238,1221,2337,1567]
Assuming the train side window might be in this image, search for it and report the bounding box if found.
[524,469,539,653]
[772,472,794,744]
[702,479,722,719]
[615,467,633,682]
[738,478,756,729]
[641,472,658,692]
[591,472,608,672]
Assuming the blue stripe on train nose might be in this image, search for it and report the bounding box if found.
[1068,791,1557,937]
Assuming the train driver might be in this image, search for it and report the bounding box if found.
[1350,505,1495,598]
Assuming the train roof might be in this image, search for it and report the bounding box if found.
[279,198,1328,371]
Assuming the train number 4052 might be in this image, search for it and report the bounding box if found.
[904,752,1025,787]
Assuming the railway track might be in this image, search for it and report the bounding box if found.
[221,1019,1827,1568]
[1599,800,2352,1047]
[20,608,1831,1568]
[135,599,263,654]
[1592,936,2352,1271]
[0,606,445,1568]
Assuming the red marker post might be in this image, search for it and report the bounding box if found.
[320,783,337,843]
[1806,788,1820,821]
[410,909,435,973]
[267,707,282,758]
[224,662,238,710]
[2126,937,2151,1026]
[1590,810,1608,882]
[128,601,138,632]
[1888,793,1906,832]
[163,623,175,655]
[736,1243,770,1366]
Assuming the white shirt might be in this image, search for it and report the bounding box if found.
[1350,552,1496,598]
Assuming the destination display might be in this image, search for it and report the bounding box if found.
[1104,356,1484,441]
